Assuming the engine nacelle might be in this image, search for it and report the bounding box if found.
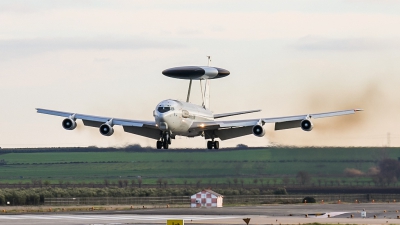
[300,119,313,131]
[62,118,77,130]
[252,124,265,137]
[99,123,114,136]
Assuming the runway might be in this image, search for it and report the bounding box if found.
[0,203,399,225]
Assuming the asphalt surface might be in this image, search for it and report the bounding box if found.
[0,203,399,225]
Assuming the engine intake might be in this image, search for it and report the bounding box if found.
[252,125,265,137]
[62,118,77,130]
[99,123,114,136]
[300,119,313,131]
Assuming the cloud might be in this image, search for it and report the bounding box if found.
[293,36,400,51]
[0,37,184,58]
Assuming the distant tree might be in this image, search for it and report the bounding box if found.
[226,178,232,188]
[58,180,64,187]
[37,179,43,188]
[272,178,277,186]
[259,178,264,186]
[240,179,244,188]
[138,177,142,188]
[253,178,258,185]
[296,171,311,185]
[31,179,37,187]
[104,179,110,187]
[330,180,334,186]
[43,180,50,186]
[317,179,322,187]
[118,180,123,188]
[131,179,136,187]
[196,179,202,188]
[163,179,168,188]
[183,179,188,187]
[236,144,248,148]
[123,180,129,187]
[375,158,400,186]
[157,178,163,188]
[233,178,238,186]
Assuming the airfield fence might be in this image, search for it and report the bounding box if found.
[44,194,400,206]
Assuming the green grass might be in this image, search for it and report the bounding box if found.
[0,147,399,184]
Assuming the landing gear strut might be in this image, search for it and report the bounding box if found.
[157,132,171,149]
[207,140,219,150]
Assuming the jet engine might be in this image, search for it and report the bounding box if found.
[300,119,313,131]
[252,125,265,137]
[62,118,77,130]
[99,123,114,136]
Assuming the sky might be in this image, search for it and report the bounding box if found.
[0,0,400,148]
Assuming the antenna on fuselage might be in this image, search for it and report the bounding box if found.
[186,79,192,102]
[161,56,230,105]
[201,56,211,109]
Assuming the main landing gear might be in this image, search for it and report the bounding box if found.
[207,140,219,149]
[157,132,171,149]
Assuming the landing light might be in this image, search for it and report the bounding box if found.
[200,124,205,128]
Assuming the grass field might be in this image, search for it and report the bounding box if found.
[0,147,399,185]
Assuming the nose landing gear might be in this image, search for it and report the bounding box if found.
[157,132,171,149]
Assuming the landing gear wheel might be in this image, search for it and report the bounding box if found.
[156,141,162,149]
[214,141,219,149]
[163,141,169,149]
[207,141,213,149]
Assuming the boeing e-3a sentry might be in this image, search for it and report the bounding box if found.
[36,58,362,149]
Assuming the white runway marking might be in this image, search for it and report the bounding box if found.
[315,212,349,218]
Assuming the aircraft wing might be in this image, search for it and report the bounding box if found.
[190,109,362,140]
[36,108,161,139]
[213,109,261,119]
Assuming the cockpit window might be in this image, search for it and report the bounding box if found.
[158,106,171,113]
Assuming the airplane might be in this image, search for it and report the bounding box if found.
[36,58,362,149]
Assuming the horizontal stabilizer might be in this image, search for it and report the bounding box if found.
[214,109,261,119]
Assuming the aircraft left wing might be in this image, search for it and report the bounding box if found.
[36,108,161,139]
[190,109,362,140]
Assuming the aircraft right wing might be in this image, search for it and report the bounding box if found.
[36,108,161,140]
[190,109,362,140]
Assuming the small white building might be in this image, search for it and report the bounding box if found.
[190,189,223,208]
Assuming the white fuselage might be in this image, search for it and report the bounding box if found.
[154,99,214,137]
